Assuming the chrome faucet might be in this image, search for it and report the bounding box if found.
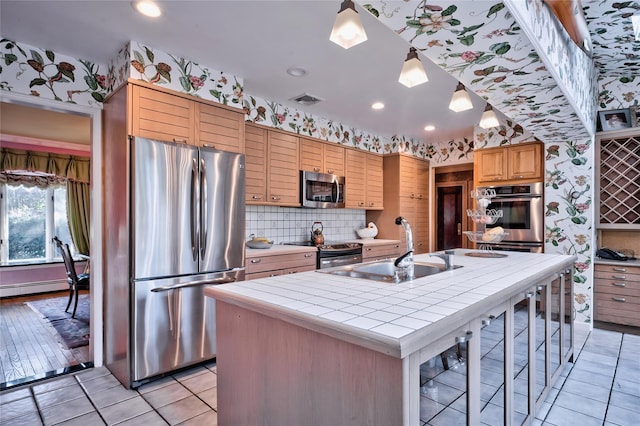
[394,217,414,280]
[429,251,454,271]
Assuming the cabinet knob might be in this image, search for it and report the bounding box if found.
[251,195,263,200]
[313,167,320,172]
[514,175,524,179]
[612,282,626,287]
[250,259,261,264]
[203,143,215,148]
[369,202,374,207]
[304,253,313,258]
[359,201,365,206]
[613,267,626,272]
[612,275,626,280]
[327,169,334,174]
[271,195,281,201]
[366,247,372,251]
[612,297,626,303]
[410,193,415,198]
[173,138,187,144]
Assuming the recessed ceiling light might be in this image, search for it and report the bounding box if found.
[133,1,161,18]
[424,125,436,131]
[286,67,307,77]
[371,102,384,110]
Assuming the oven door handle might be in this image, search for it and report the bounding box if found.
[491,196,541,202]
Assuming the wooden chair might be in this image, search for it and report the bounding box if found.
[53,236,90,318]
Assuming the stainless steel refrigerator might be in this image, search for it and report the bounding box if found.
[128,136,245,386]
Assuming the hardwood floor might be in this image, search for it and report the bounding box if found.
[0,291,91,386]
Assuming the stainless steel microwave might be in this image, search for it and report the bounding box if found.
[300,170,345,208]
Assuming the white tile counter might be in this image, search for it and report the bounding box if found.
[245,243,316,258]
[207,249,576,358]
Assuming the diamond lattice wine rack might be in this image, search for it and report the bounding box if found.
[597,134,640,228]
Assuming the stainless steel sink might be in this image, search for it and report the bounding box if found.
[318,260,462,283]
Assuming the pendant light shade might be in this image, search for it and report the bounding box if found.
[329,0,368,49]
[449,82,473,112]
[479,104,500,129]
[398,47,428,88]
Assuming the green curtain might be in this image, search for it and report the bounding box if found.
[1,148,91,254]
[67,180,91,255]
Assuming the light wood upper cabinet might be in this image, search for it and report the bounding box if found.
[196,103,244,153]
[130,85,195,144]
[245,124,268,204]
[366,153,383,209]
[474,142,542,184]
[367,154,430,254]
[300,138,345,176]
[267,130,300,206]
[345,149,383,209]
[345,149,366,208]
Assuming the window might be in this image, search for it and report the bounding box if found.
[0,181,75,263]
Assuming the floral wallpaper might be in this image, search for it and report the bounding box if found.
[361,1,593,144]
[0,38,110,106]
[583,0,640,78]
[476,119,594,323]
[598,75,640,109]
[505,0,598,135]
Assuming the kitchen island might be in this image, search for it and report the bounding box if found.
[204,250,576,426]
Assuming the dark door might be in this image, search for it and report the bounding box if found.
[437,186,462,250]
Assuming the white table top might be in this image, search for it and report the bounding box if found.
[206,249,575,358]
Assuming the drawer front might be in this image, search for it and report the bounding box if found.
[594,264,640,277]
[247,252,316,274]
[595,295,640,327]
[595,279,640,297]
[362,243,401,261]
[246,264,316,280]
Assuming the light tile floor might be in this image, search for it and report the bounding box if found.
[1,326,638,425]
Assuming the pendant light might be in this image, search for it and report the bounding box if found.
[448,82,473,112]
[479,104,500,129]
[398,47,428,88]
[329,0,368,49]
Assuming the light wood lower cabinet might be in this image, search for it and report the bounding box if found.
[595,263,640,327]
[361,242,401,262]
[246,250,316,280]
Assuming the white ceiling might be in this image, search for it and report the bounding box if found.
[0,0,494,143]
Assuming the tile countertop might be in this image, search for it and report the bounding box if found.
[593,257,640,267]
[245,244,317,258]
[206,249,576,359]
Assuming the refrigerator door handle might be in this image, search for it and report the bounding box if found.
[190,158,199,262]
[200,158,208,260]
[150,277,236,292]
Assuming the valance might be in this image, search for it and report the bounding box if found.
[0,148,90,183]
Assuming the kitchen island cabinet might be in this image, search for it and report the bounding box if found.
[205,250,575,425]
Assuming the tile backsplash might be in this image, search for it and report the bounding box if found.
[246,206,366,244]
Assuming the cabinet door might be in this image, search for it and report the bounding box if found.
[196,103,244,153]
[300,138,323,173]
[345,149,366,208]
[130,85,195,144]
[508,144,541,180]
[398,156,417,198]
[267,131,300,206]
[245,124,267,204]
[475,148,507,183]
[324,143,345,176]
[366,153,384,209]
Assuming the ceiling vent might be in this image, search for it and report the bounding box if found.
[289,93,324,106]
